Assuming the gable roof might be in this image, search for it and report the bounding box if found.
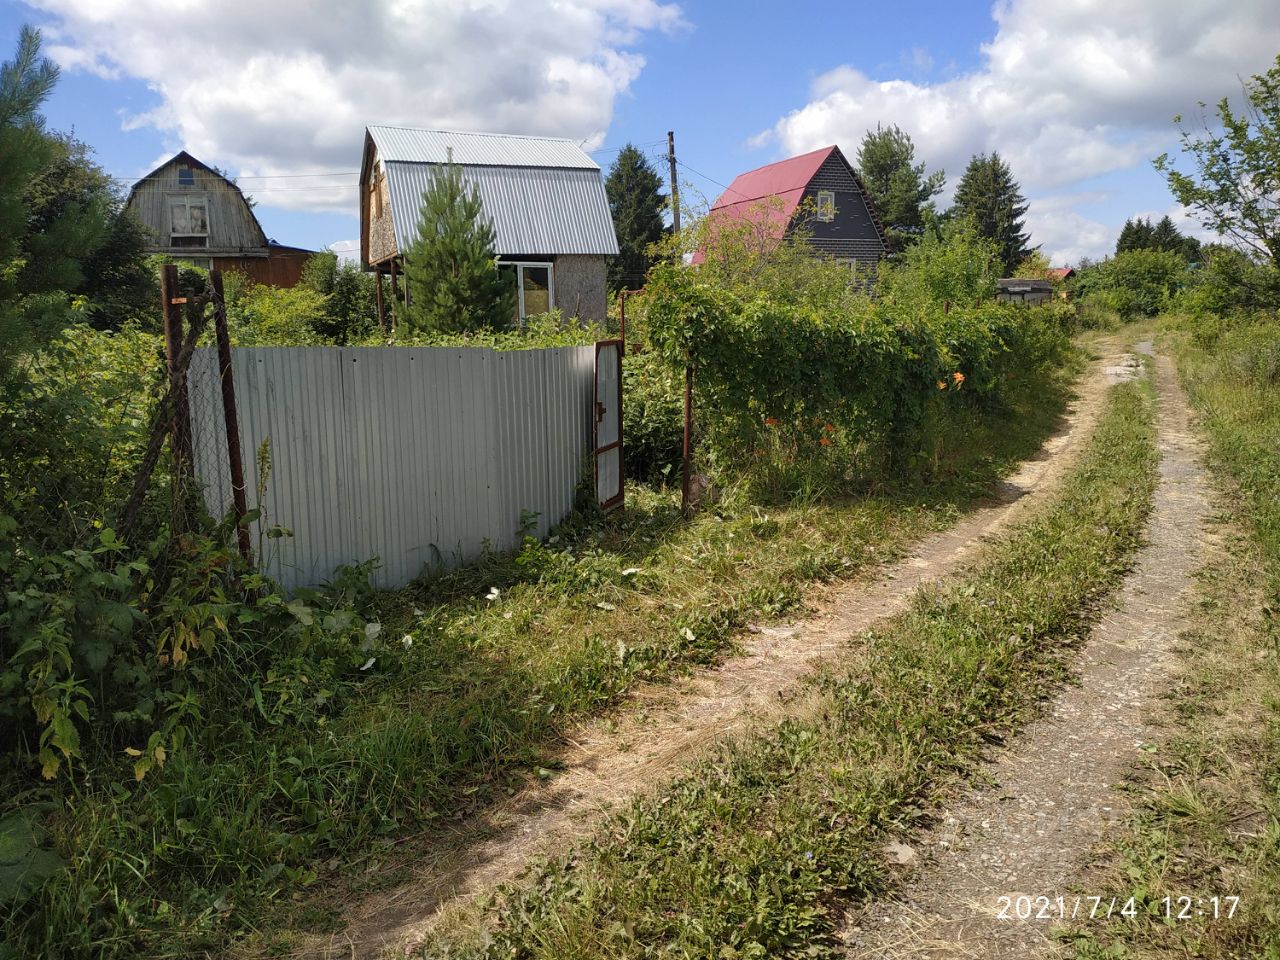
[363,126,619,258]
[694,145,885,263]
[124,150,270,252]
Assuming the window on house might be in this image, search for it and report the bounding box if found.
[816,190,835,222]
[371,171,383,219]
[178,166,195,187]
[500,261,555,322]
[168,195,209,247]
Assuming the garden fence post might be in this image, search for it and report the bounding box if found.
[161,263,193,479]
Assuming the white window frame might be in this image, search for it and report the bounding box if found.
[503,260,555,320]
[816,190,836,222]
[167,194,211,244]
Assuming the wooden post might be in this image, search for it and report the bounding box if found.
[210,270,253,566]
[374,264,386,333]
[160,264,193,471]
[667,131,681,234]
[389,258,400,332]
[681,362,693,516]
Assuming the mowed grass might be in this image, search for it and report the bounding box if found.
[4,358,1079,960]
[420,377,1158,958]
[1066,319,1280,960]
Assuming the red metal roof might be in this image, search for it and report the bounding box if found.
[692,146,856,264]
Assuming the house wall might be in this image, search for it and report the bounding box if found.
[796,152,885,265]
[553,254,608,321]
[219,247,313,288]
[366,157,397,265]
[127,160,267,257]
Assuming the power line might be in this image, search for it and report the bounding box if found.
[106,170,360,186]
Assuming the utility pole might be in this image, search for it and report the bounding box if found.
[667,130,681,234]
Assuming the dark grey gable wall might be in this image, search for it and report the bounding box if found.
[793,151,885,265]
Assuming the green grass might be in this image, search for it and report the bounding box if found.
[1,355,1079,959]
[421,376,1159,959]
[1064,318,1280,960]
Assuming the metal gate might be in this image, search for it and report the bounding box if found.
[594,339,624,510]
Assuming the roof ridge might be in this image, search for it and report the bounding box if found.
[367,124,580,144]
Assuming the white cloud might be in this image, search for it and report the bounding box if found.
[758,0,1280,261]
[29,0,684,212]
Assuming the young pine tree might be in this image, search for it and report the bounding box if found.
[951,151,1032,276]
[400,162,514,334]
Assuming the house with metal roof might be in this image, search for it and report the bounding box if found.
[694,145,887,268]
[360,126,619,326]
[125,151,315,287]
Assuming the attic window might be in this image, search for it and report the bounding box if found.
[816,190,835,222]
[169,195,209,247]
[178,166,195,187]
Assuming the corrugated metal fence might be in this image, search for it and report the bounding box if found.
[188,344,595,591]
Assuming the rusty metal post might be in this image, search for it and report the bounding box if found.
[161,264,193,471]
[681,362,693,515]
[210,270,254,566]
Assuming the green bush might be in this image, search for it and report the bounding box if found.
[1073,249,1188,319]
[622,350,683,485]
[639,256,1069,498]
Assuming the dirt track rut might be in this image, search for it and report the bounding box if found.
[840,344,1212,958]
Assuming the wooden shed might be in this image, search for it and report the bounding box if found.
[125,151,314,287]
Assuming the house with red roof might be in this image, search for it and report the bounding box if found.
[694,145,887,268]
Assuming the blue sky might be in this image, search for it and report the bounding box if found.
[5,0,1280,265]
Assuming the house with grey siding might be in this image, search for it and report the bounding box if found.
[694,145,887,268]
[359,126,619,327]
[125,151,314,287]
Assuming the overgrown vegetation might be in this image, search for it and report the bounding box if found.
[422,367,1158,960]
[630,213,1071,498]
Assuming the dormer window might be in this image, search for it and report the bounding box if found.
[178,165,195,187]
[816,190,835,222]
[169,195,209,247]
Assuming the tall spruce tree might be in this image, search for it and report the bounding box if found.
[400,162,515,334]
[1116,217,1156,253]
[605,144,665,292]
[951,151,1032,276]
[855,123,944,250]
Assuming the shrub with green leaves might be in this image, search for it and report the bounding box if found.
[639,254,1068,497]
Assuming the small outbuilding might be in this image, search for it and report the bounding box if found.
[125,151,315,287]
[996,278,1054,305]
[694,145,887,267]
[360,126,619,326]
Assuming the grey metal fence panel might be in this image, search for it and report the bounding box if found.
[188,343,595,591]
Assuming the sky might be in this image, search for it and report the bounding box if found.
[4,0,1280,266]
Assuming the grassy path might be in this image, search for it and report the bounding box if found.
[843,342,1213,958]
[1062,319,1280,959]
[290,350,1122,959]
[377,346,1162,958]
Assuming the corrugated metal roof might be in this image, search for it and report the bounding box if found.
[367,125,599,169]
[384,161,619,257]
